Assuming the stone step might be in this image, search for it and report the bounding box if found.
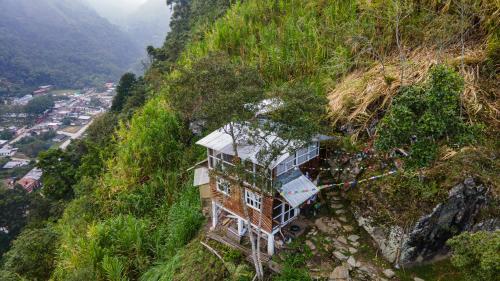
[343,225,354,232]
[348,234,360,242]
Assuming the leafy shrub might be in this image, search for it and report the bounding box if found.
[273,239,312,281]
[1,225,59,281]
[376,65,481,167]
[448,231,500,281]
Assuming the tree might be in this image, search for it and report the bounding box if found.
[169,53,267,277]
[448,231,500,281]
[168,52,265,142]
[24,95,55,116]
[243,85,326,279]
[0,129,15,141]
[1,225,59,281]
[0,186,30,256]
[111,73,137,112]
[61,117,72,126]
[37,149,80,200]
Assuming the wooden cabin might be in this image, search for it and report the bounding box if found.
[193,124,327,255]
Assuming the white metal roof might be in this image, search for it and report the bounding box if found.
[195,126,234,152]
[193,167,210,186]
[279,175,319,208]
[195,124,291,168]
[196,123,332,169]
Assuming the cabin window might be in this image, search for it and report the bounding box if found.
[245,189,262,211]
[276,142,320,176]
[216,177,231,195]
[296,147,309,166]
[282,203,295,224]
[309,142,319,159]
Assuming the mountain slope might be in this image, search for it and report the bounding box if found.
[0,0,142,91]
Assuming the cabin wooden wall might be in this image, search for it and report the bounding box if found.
[210,177,274,233]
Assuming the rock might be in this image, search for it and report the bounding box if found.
[333,242,349,252]
[336,209,346,215]
[333,251,348,261]
[414,278,425,281]
[315,217,331,234]
[350,241,360,247]
[383,269,395,278]
[329,264,350,281]
[332,203,344,209]
[348,234,360,242]
[339,216,348,223]
[352,178,495,266]
[337,236,348,245]
[347,256,358,268]
[343,225,354,232]
[306,240,316,251]
[348,247,358,254]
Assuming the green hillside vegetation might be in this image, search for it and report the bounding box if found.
[0,0,498,280]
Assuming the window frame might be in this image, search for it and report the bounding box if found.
[275,142,320,176]
[216,176,231,196]
[245,188,262,211]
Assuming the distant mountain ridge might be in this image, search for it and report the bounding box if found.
[0,0,143,92]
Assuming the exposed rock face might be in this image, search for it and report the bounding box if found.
[354,178,498,266]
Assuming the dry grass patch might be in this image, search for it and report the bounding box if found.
[327,44,498,139]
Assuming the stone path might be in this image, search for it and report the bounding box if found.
[304,189,400,281]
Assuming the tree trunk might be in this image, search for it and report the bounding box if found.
[227,122,264,279]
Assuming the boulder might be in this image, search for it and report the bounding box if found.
[306,240,316,251]
[315,217,331,234]
[347,256,358,268]
[383,269,395,278]
[329,264,350,281]
[348,234,360,242]
[348,247,358,254]
[343,225,354,232]
[352,178,494,266]
[337,236,348,245]
[333,251,348,261]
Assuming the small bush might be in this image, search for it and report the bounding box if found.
[273,239,312,281]
[376,65,481,167]
[448,231,500,281]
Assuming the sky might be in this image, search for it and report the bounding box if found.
[84,0,149,24]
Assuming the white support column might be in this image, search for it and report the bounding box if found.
[267,233,275,256]
[281,203,285,224]
[211,200,218,230]
[237,218,245,236]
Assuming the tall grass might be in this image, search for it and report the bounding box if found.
[179,0,370,89]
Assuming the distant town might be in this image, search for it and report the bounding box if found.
[0,83,116,192]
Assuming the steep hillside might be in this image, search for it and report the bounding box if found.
[0,0,498,281]
[0,0,142,92]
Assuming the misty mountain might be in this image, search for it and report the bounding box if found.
[84,0,146,26]
[124,0,172,48]
[0,0,143,92]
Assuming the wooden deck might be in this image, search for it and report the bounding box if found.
[206,231,282,273]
